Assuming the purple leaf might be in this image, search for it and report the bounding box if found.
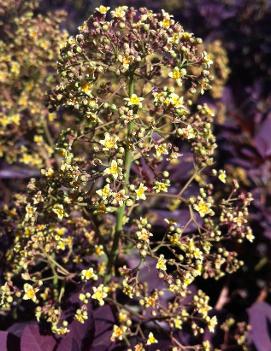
[254,114,271,157]
[0,332,8,351]
[248,301,271,351]
[8,322,28,338]
[88,305,115,351]
[0,330,20,351]
[0,165,40,179]
[57,304,94,351]
[21,324,56,351]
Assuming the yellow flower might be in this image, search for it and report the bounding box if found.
[169,32,181,45]
[160,10,173,29]
[203,340,211,351]
[147,332,158,345]
[11,62,20,75]
[112,189,128,206]
[218,170,226,183]
[135,183,147,200]
[111,6,128,18]
[173,316,183,329]
[104,160,121,179]
[81,267,98,281]
[111,324,127,341]
[81,82,93,94]
[23,283,38,303]
[25,204,36,221]
[169,67,186,85]
[125,94,144,108]
[178,125,196,139]
[75,308,88,323]
[96,5,110,15]
[194,199,213,217]
[10,113,21,125]
[95,245,105,256]
[156,254,167,271]
[52,204,65,220]
[118,54,133,70]
[92,284,109,305]
[155,143,169,158]
[0,115,10,127]
[161,18,171,28]
[34,135,43,144]
[170,93,184,109]
[153,180,169,193]
[96,184,111,199]
[136,228,152,242]
[100,132,119,150]
[208,316,217,332]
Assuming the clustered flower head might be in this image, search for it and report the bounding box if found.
[0,6,253,349]
[0,0,67,167]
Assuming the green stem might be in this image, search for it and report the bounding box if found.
[107,72,135,274]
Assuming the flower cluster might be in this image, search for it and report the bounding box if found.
[0,6,253,350]
[0,0,67,167]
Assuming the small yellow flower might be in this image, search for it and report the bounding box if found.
[75,308,88,323]
[136,228,152,242]
[156,254,167,271]
[135,183,147,200]
[169,93,184,109]
[104,160,121,179]
[160,18,171,28]
[23,283,38,303]
[218,170,226,183]
[125,94,144,108]
[178,125,196,139]
[52,204,65,220]
[155,143,169,158]
[203,340,211,351]
[81,268,98,281]
[146,332,158,345]
[153,180,169,193]
[100,132,119,150]
[10,113,21,125]
[169,67,186,85]
[34,135,43,144]
[169,32,181,45]
[173,316,183,329]
[96,5,110,15]
[111,324,127,341]
[96,184,111,200]
[92,245,103,257]
[111,6,128,18]
[208,316,217,332]
[81,82,93,94]
[194,199,213,217]
[25,204,36,221]
[92,284,109,305]
[118,54,133,70]
[112,189,127,206]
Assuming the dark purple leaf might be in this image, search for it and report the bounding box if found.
[248,301,271,351]
[0,330,20,351]
[0,165,40,179]
[57,305,94,351]
[21,324,56,351]
[88,305,115,351]
[254,114,271,157]
[0,332,8,351]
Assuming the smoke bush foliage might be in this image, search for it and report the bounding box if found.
[0,5,253,350]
